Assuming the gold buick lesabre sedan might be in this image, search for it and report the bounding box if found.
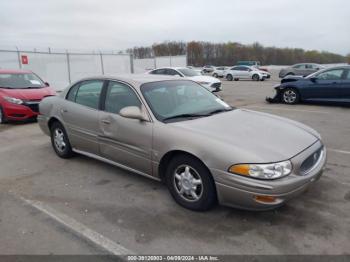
[38,75,326,211]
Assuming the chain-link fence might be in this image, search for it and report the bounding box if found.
[0,48,187,90]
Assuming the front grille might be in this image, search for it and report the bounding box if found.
[211,82,221,89]
[24,101,40,113]
[300,147,324,175]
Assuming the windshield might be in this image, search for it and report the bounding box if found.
[0,73,45,89]
[177,68,202,77]
[141,80,233,122]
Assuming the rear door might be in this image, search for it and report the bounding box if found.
[98,80,153,174]
[61,80,105,154]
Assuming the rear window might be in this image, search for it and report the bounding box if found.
[0,73,44,89]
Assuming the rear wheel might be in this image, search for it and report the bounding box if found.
[165,155,217,211]
[0,106,7,124]
[282,88,300,104]
[226,74,233,81]
[252,74,260,81]
[50,121,74,158]
[213,73,218,78]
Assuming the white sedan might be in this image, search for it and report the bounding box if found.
[224,65,271,81]
[147,67,222,92]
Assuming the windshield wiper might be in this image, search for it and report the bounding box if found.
[207,108,234,115]
[163,113,210,122]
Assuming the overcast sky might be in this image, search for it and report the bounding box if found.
[0,0,349,55]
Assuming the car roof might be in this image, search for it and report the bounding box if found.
[72,74,185,88]
[0,69,33,74]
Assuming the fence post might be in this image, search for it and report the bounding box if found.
[169,56,172,67]
[100,52,105,75]
[66,50,71,84]
[154,56,157,69]
[15,46,22,69]
[129,53,134,74]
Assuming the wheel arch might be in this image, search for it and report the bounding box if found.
[158,150,213,183]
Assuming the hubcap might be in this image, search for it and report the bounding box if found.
[174,165,203,202]
[283,90,297,103]
[54,128,66,152]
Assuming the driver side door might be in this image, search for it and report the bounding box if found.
[98,81,153,175]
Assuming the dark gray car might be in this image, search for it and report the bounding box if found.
[279,63,324,78]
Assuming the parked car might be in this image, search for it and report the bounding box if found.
[267,66,350,105]
[0,69,56,123]
[187,66,203,74]
[212,67,229,78]
[147,67,222,92]
[224,66,271,81]
[279,63,324,78]
[38,75,326,211]
[237,61,261,68]
[202,65,215,73]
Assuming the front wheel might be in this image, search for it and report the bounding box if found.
[252,74,260,81]
[282,88,300,104]
[213,73,218,78]
[50,121,74,158]
[165,155,217,211]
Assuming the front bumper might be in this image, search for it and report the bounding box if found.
[211,140,326,210]
[2,101,40,121]
[37,115,51,136]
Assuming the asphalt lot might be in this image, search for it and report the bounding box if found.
[0,71,350,255]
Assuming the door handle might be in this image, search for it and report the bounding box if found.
[101,119,111,125]
[60,109,68,114]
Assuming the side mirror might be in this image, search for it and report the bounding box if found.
[45,82,50,87]
[310,77,318,82]
[119,106,149,121]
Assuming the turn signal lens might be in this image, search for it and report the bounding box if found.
[229,164,250,176]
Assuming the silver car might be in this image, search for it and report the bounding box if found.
[279,63,324,78]
[38,75,326,211]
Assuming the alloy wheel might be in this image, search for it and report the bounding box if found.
[53,128,66,152]
[283,90,297,104]
[173,165,203,202]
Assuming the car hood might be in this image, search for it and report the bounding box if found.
[172,109,319,162]
[0,87,56,100]
[188,75,220,83]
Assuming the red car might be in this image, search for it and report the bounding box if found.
[0,69,56,123]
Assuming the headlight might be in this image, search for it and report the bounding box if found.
[228,160,292,180]
[4,96,24,105]
[197,81,210,85]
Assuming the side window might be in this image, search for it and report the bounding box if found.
[345,70,350,80]
[317,69,344,80]
[293,64,305,69]
[153,69,167,75]
[104,81,141,114]
[166,69,181,76]
[66,84,79,102]
[75,80,104,109]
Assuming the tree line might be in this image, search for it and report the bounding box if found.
[127,41,348,66]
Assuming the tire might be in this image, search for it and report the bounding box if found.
[234,78,239,81]
[226,74,233,81]
[50,121,74,158]
[165,154,217,211]
[0,106,7,124]
[252,74,260,81]
[281,88,300,104]
[213,73,218,78]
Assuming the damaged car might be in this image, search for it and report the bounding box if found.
[267,66,350,105]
